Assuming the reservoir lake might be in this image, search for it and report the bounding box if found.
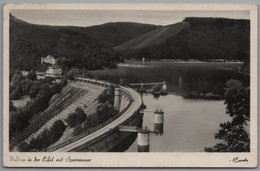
[90,61,242,152]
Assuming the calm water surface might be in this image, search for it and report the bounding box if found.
[90,62,238,152]
[126,94,230,152]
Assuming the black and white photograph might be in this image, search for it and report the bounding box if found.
[3,3,258,167]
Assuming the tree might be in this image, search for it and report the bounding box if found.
[49,120,66,143]
[18,142,30,152]
[119,78,129,87]
[75,107,85,116]
[43,77,54,83]
[65,108,86,128]
[9,111,28,139]
[10,77,68,143]
[97,91,109,103]
[151,85,161,92]
[65,70,76,80]
[96,104,117,123]
[27,70,37,80]
[10,85,23,100]
[97,86,114,103]
[9,101,16,111]
[73,124,84,136]
[20,79,32,94]
[224,80,250,124]
[205,80,250,152]
[21,120,66,152]
[10,73,24,87]
[50,83,62,95]
[60,77,68,87]
[28,84,40,98]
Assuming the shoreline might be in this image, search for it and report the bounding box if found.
[143,91,225,101]
[120,59,244,64]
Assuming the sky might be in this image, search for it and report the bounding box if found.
[11,10,250,27]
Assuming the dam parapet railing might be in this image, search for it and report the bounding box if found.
[75,77,111,88]
[44,79,137,152]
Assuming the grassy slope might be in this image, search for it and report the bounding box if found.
[114,21,190,51]
[114,18,250,61]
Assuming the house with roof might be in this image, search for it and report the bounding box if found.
[41,55,56,65]
[45,66,62,78]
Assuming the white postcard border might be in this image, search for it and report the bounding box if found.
[2,3,258,167]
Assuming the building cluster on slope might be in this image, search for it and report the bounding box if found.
[40,55,62,78]
[21,55,62,80]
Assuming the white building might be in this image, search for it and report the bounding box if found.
[41,55,56,65]
[36,71,46,79]
[45,66,62,78]
[21,70,29,76]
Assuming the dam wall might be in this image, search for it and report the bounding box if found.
[68,86,143,152]
[46,79,143,152]
[71,110,143,152]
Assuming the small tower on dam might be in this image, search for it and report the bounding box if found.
[119,108,165,152]
[154,109,164,135]
[137,127,150,152]
[114,87,122,111]
[162,81,167,91]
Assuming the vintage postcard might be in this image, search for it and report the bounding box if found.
[2,3,258,167]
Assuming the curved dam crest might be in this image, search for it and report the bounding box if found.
[46,78,143,152]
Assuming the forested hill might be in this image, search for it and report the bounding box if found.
[69,22,159,48]
[10,15,119,73]
[115,17,250,61]
[10,15,250,74]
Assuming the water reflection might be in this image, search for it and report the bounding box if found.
[90,62,238,152]
[90,62,244,99]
